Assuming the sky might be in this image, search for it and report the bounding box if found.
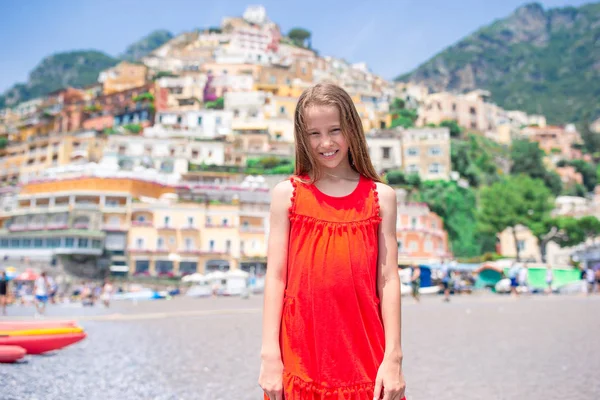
[0,0,594,93]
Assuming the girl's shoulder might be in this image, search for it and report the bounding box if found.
[373,181,396,201]
[270,178,296,211]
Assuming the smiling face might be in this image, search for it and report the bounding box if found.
[305,105,351,172]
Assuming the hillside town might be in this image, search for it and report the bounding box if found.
[0,5,598,282]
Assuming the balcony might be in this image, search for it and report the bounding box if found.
[54,247,103,256]
[157,224,177,231]
[27,223,47,231]
[205,223,234,228]
[127,247,153,254]
[131,220,153,227]
[8,224,26,232]
[178,248,203,255]
[73,222,90,230]
[102,224,129,232]
[180,225,199,231]
[47,223,68,230]
[239,226,265,233]
[102,204,128,213]
[73,202,99,210]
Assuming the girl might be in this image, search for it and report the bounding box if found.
[259,83,406,400]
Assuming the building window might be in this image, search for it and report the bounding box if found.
[407,164,419,174]
[397,240,403,253]
[409,241,418,251]
[406,148,418,156]
[240,240,245,253]
[169,237,175,245]
[429,146,441,156]
[136,238,144,249]
[209,240,215,251]
[23,239,32,248]
[279,106,286,114]
[215,117,221,125]
[137,215,146,223]
[198,116,202,125]
[34,238,43,248]
[225,240,231,253]
[517,240,525,252]
[10,239,20,248]
[78,238,89,248]
[223,218,228,226]
[164,216,170,227]
[185,238,193,250]
[65,238,75,248]
[425,240,432,252]
[382,147,391,160]
[157,237,164,249]
[187,217,194,227]
[411,217,417,228]
[92,240,102,249]
[429,163,443,174]
[207,216,212,225]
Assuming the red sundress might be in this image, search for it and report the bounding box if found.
[265,174,403,399]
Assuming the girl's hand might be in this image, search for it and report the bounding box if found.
[258,355,284,400]
[374,357,406,400]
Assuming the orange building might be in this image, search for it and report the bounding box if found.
[396,202,451,264]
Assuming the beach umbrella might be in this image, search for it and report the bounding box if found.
[3,267,17,281]
[16,269,39,281]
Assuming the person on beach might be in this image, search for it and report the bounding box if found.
[410,265,421,303]
[258,83,406,400]
[0,270,10,315]
[440,259,451,302]
[545,265,554,295]
[101,278,114,308]
[33,271,50,315]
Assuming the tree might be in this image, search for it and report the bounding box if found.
[478,175,554,261]
[385,170,406,185]
[543,170,563,196]
[451,135,503,188]
[577,216,600,244]
[0,137,8,149]
[568,159,597,192]
[288,28,311,48]
[416,180,489,257]
[579,112,600,154]
[510,139,546,179]
[510,139,565,195]
[439,120,463,138]
[529,216,583,263]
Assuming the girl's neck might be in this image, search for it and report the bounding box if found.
[319,161,358,181]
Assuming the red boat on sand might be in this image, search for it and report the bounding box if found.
[0,332,87,355]
[0,345,26,363]
[0,321,78,331]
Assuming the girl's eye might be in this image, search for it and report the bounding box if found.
[309,132,319,135]
[331,128,341,133]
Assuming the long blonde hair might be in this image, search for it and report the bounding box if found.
[293,82,381,183]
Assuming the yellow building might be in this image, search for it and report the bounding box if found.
[127,202,268,276]
[99,61,149,95]
[1,130,107,183]
[498,225,540,262]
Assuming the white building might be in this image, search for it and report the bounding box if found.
[102,135,227,175]
[146,110,233,139]
[366,134,403,173]
[13,98,44,118]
